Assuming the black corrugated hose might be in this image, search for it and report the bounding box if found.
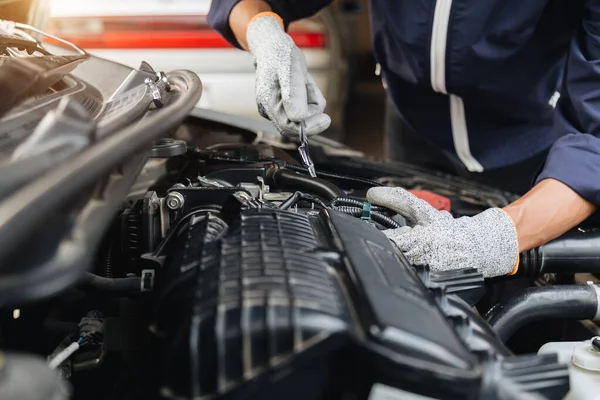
[101,240,115,278]
[329,197,402,229]
[485,284,600,342]
[330,197,387,212]
[333,206,402,229]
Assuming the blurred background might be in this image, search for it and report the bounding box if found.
[0,0,386,156]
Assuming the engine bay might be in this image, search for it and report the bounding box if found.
[3,129,600,399]
[0,46,599,398]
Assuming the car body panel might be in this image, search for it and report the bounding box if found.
[47,0,347,134]
[87,48,330,119]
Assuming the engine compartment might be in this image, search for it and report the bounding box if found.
[3,126,599,399]
[98,143,570,399]
[0,49,598,398]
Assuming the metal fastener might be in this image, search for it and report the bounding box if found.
[145,77,164,108]
[156,71,171,92]
[166,192,185,210]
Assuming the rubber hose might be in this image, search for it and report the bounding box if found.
[283,163,383,188]
[152,209,221,257]
[334,206,402,229]
[447,296,511,357]
[485,284,600,342]
[517,228,600,276]
[266,167,344,201]
[82,273,141,293]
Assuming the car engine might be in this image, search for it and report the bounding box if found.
[7,135,600,400]
[0,31,599,399]
[48,141,564,400]
[142,160,569,400]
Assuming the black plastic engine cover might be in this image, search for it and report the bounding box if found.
[155,207,568,400]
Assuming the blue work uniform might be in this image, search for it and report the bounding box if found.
[209,0,600,206]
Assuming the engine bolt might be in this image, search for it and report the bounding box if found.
[166,192,185,210]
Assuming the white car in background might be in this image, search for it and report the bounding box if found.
[46,0,351,138]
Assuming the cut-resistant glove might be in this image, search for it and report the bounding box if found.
[366,187,520,277]
[246,14,331,137]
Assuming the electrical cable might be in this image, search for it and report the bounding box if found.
[48,341,80,369]
[278,191,328,210]
[333,205,402,229]
[330,197,388,212]
[278,192,302,210]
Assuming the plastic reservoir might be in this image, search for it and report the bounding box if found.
[538,339,600,400]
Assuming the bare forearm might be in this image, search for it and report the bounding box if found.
[229,0,272,50]
[503,178,596,252]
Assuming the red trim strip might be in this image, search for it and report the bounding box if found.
[45,30,326,49]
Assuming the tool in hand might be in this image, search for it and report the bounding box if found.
[298,121,317,178]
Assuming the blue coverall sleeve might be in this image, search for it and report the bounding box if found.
[535,2,600,206]
[208,0,332,49]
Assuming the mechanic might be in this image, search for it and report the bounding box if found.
[208,1,599,278]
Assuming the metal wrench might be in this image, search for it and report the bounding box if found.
[298,121,317,178]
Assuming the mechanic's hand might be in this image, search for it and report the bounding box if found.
[366,187,519,277]
[246,15,331,137]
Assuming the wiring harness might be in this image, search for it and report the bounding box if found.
[47,311,104,370]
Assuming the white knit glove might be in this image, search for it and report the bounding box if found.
[246,14,331,137]
[367,187,520,277]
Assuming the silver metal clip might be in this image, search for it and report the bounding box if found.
[145,77,164,108]
[298,121,317,178]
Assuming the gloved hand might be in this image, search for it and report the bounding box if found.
[246,14,331,137]
[366,187,519,277]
